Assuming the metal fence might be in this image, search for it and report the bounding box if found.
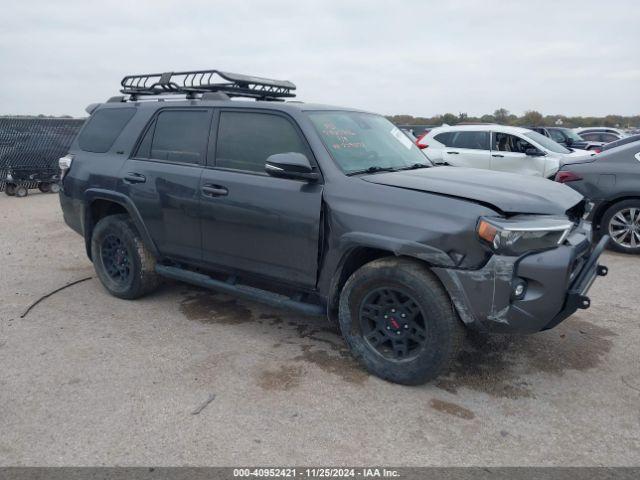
[0,117,85,191]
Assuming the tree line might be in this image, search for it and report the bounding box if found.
[388,109,640,128]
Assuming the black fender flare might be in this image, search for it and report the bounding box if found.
[83,189,159,260]
[326,232,457,315]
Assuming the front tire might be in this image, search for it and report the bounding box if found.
[91,214,161,299]
[338,257,464,385]
[4,184,16,196]
[38,182,51,193]
[15,185,28,197]
[601,199,640,254]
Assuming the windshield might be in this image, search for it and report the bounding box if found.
[307,111,431,174]
[560,128,584,142]
[524,131,571,154]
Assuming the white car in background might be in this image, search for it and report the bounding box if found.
[418,125,592,178]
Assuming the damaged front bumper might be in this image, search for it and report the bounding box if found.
[433,222,609,334]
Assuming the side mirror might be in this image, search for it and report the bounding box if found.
[565,137,574,146]
[265,152,319,182]
[525,147,545,157]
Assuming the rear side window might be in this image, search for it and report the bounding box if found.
[450,131,489,150]
[78,108,136,153]
[137,110,210,164]
[434,132,454,146]
[215,111,309,173]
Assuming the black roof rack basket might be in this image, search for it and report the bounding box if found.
[120,69,296,101]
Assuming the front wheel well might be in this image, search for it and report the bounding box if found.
[327,247,419,323]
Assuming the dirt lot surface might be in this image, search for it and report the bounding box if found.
[1,192,639,466]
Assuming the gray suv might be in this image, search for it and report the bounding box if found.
[58,69,608,385]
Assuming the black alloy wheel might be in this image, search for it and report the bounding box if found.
[359,287,428,361]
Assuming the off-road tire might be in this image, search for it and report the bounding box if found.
[601,199,640,254]
[15,185,28,197]
[91,214,161,299]
[338,257,465,385]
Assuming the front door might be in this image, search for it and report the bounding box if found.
[199,109,323,287]
[119,108,212,261]
[490,132,545,176]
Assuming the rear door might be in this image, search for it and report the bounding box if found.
[199,109,323,287]
[119,108,211,261]
[490,132,545,176]
[440,131,491,169]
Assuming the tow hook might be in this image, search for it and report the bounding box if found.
[577,295,591,310]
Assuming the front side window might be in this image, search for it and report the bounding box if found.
[215,111,310,173]
[450,131,490,150]
[308,111,429,174]
[79,108,136,153]
[549,129,566,143]
[493,132,535,153]
[147,110,210,164]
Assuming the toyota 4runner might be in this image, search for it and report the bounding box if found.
[59,69,608,385]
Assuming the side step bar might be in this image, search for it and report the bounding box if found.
[155,265,325,317]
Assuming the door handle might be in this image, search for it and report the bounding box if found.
[492,154,504,158]
[202,184,228,197]
[446,151,459,154]
[123,172,146,184]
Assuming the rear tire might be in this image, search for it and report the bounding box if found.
[49,183,60,193]
[15,185,28,197]
[38,182,51,193]
[601,199,640,254]
[91,214,161,299]
[338,257,464,385]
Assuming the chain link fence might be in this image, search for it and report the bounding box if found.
[0,117,85,192]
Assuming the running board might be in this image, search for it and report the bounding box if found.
[155,265,325,317]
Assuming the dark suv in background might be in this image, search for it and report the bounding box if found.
[529,126,604,151]
[58,69,608,385]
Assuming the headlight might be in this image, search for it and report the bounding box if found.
[477,215,574,256]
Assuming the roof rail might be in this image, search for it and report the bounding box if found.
[120,69,296,101]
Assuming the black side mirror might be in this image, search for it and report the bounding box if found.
[565,137,574,146]
[265,152,319,182]
[525,147,545,157]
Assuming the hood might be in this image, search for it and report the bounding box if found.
[361,167,583,215]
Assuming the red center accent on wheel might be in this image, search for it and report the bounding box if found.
[390,318,400,329]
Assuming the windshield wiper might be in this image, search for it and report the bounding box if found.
[346,166,397,176]
[398,163,430,171]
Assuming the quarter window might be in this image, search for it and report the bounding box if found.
[215,111,309,173]
[78,108,136,153]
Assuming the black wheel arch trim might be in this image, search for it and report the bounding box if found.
[83,188,159,260]
[326,232,456,318]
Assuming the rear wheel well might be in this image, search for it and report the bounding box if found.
[86,200,129,259]
[593,196,640,231]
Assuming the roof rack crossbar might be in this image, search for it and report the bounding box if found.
[120,69,296,101]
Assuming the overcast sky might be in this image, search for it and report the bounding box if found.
[1,0,638,118]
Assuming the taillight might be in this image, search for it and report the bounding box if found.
[555,170,582,183]
[59,154,74,179]
[416,133,428,149]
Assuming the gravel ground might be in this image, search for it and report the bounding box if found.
[1,192,639,466]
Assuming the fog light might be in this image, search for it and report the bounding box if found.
[512,280,527,300]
